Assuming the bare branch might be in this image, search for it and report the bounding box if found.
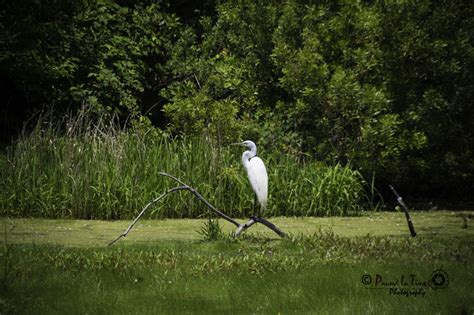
[234,216,286,238]
[254,216,286,238]
[158,172,188,186]
[109,173,242,245]
[234,218,256,237]
[389,185,417,237]
[193,73,202,89]
[158,172,240,227]
[108,186,188,246]
[109,172,287,245]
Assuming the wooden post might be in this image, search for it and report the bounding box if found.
[389,185,417,237]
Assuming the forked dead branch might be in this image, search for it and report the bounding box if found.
[108,172,286,246]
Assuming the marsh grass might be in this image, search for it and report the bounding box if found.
[1,231,472,314]
[0,113,373,219]
[197,218,227,241]
[1,213,473,313]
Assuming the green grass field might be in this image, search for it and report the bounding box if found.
[1,211,473,314]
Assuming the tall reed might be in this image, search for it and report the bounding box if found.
[0,115,374,219]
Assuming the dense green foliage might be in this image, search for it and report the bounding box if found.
[1,0,473,199]
[1,1,181,118]
[0,115,368,219]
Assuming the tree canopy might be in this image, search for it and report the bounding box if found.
[1,0,473,200]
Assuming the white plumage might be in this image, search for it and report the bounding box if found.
[236,140,268,212]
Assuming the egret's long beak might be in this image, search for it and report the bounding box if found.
[230,142,245,146]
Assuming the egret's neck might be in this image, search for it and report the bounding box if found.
[241,150,255,169]
[247,143,257,156]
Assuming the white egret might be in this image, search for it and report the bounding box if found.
[233,140,268,214]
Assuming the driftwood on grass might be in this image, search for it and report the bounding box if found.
[389,185,417,237]
[108,172,286,246]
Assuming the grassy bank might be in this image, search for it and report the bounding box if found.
[0,117,372,219]
[1,211,473,314]
[2,211,472,246]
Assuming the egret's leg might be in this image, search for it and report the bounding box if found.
[253,194,260,217]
